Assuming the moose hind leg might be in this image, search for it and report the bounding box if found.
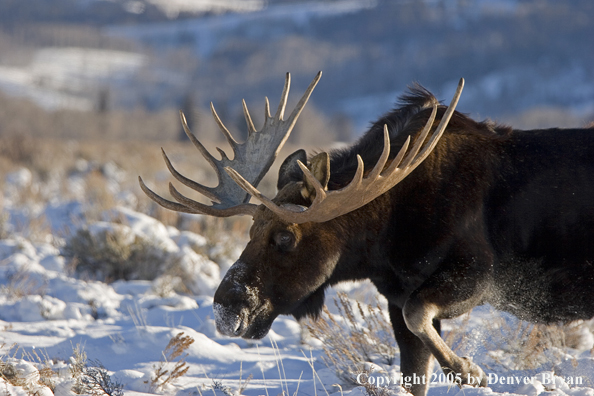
[389,304,437,396]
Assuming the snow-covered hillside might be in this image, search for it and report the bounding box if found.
[0,48,146,112]
[1,154,594,395]
[1,1,593,133]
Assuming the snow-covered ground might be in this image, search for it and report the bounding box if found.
[1,162,594,396]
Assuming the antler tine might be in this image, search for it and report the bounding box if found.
[180,111,221,178]
[297,160,327,199]
[161,148,219,202]
[284,71,322,131]
[138,176,202,214]
[399,103,438,170]
[385,136,410,175]
[417,78,465,161]
[367,125,391,181]
[274,72,291,121]
[210,102,239,156]
[264,97,272,119]
[168,182,257,217]
[242,99,257,136]
[341,155,366,195]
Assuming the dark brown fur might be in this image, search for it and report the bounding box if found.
[213,85,594,396]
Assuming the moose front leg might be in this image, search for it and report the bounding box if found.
[401,254,492,392]
[389,304,439,396]
[403,298,487,389]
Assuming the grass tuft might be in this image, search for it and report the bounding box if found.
[149,332,195,392]
[306,292,397,386]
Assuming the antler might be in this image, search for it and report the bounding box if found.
[225,78,465,224]
[139,72,322,217]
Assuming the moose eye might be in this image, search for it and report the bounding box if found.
[273,231,295,250]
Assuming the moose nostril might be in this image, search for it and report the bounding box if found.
[233,317,242,334]
[213,302,247,337]
[227,309,248,337]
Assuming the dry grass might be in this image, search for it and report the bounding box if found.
[305,292,407,396]
[0,265,46,299]
[305,292,397,385]
[78,359,124,396]
[22,347,58,393]
[149,332,195,393]
[480,315,589,371]
[443,308,594,373]
[1,342,124,396]
[0,210,9,240]
[442,313,474,356]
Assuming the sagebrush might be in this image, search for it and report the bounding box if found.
[306,292,397,385]
[63,227,167,282]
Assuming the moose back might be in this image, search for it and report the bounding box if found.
[139,73,594,396]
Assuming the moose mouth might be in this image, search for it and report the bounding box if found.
[213,301,276,339]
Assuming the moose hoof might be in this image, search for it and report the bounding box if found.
[443,357,487,388]
[459,357,487,387]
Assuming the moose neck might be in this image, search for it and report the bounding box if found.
[319,128,498,302]
[322,190,397,286]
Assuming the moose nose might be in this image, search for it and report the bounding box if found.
[213,283,255,337]
[212,280,249,336]
[213,260,260,336]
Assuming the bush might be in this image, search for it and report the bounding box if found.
[69,344,123,396]
[63,225,167,282]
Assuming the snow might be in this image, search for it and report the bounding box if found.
[1,164,594,395]
[106,0,378,58]
[145,0,265,19]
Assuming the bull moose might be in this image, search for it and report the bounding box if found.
[139,72,594,396]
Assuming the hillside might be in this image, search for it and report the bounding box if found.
[0,0,592,138]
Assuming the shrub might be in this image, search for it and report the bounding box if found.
[79,360,124,396]
[63,225,167,282]
[70,344,124,396]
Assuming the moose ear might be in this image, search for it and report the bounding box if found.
[301,152,330,200]
[277,149,308,191]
